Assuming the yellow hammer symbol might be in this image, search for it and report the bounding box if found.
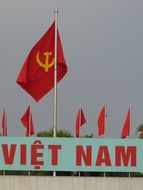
[36,51,54,72]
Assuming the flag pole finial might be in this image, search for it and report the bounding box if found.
[54,9,58,13]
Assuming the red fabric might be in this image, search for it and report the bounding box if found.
[76,108,86,137]
[121,108,131,138]
[16,22,68,102]
[97,106,106,136]
[21,106,35,136]
[2,109,7,136]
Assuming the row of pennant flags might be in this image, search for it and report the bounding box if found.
[1,106,133,138]
[0,17,137,138]
[76,106,132,138]
[1,106,34,137]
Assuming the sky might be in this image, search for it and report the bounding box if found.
[0,0,143,137]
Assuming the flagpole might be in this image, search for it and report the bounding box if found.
[129,106,131,178]
[79,105,81,136]
[130,106,131,138]
[4,104,6,137]
[104,105,106,177]
[78,105,81,177]
[3,104,6,175]
[53,9,58,139]
[3,106,5,137]
[28,99,32,176]
[29,99,32,137]
[53,8,58,177]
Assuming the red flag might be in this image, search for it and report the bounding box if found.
[21,106,35,136]
[121,108,131,138]
[1,108,7,136]
[16,22,68,102]
[97,106,106,136]
[76,108,86,137]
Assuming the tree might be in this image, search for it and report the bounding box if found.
[36,129,72,137]
[136,124,143,138]
[83,134,94,138]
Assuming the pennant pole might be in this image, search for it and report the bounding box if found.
[104,105,106,178]
[53,8,58,177]
[3,104,6,137]
[28,99,32,176]
[79,105,82,137]
[130,106,131,138]
[3,106,5,137]
[29,100,32,137]
[79,105,81,177]
[3,104,6,176]
[129,106,131,178]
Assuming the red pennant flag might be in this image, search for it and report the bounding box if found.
[1,108,7,136]
[16,22,68,102]
[97,106,106,136]
[76,108,86,137]
[121,108,131,138]
[21,106,35,136]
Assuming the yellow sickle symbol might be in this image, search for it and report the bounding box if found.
[36,51,55,72]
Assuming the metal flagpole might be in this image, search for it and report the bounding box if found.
[53,8,58,177]
[103,106,106,177]
[53,8,58,139]
[3,105,5,137]
[3,104,6,175]
[28,99,32,176]
[79,105,82,134]
[29,99,32,137]
[78,105,81,177]
[129,106,131,178]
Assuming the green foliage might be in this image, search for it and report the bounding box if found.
[37,129,72,137]
[83,134,94,138]
[136,124,143,138]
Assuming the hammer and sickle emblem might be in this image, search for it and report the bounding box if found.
[36,51,54,72]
